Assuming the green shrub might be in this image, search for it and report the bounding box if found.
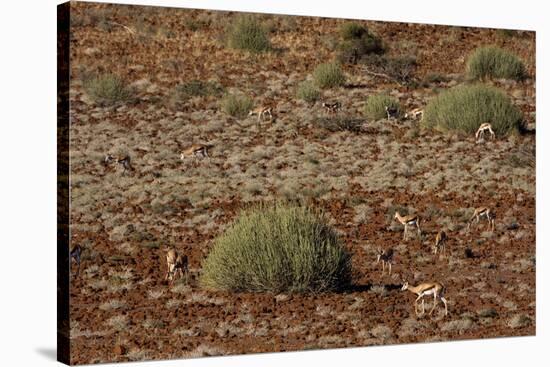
[200,203,352,293]
[83,73,134,106]
[296,81,321,104]
[363,94,401,120]
[226,15,271,53]
[337,22,383,64]
[313,62,346,89]
[466,46,526,80]
[422,84,523,136]
[221,93,253,118]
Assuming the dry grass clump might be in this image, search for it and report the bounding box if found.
[200,203,352,293]
[422,84,523,136]
[221,93,253,118]
[225,14,271,53]
[313,62,346,89]
[466,45,526,80]
[315,115,363,133]
[82,73,135,106]
[296,80,321,104]
[507,314,532,328]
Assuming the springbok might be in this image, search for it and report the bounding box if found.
[475,123,496,140]
[433,230,448,255]
[180,144,209,161]
[165,249,189,284]
[385,105,399,120]
[402,281,448,316]
[70,244,82,276]
[405,107,423,120]
[322,101,342,114]
[248,106,273,130]
[376,248,394,275]
[394,211,422,239]
[468,207,495,232]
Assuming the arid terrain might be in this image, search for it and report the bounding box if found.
[67,2,535,364]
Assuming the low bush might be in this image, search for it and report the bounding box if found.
[363,94,401,120]
[200,203,352,293]
[313,62,346,89]
[225,15,271,53]
[422,84,523,136]
[363,54,417,84]
[337,22,384,64]
[466,46,526,80]
[166,80,224,109]
[220,93,253,118]
[296,81,321,104]
[83,73,134,106]
[315,115,363,133]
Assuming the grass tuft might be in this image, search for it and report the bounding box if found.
[313,62,346,89]
[83,73,134,106]
[363,94,401,120]
[466,46,526,80]
[200,203,352,293]
[296,81,321,104]
[225,15,271,53]
[221,93,253,119]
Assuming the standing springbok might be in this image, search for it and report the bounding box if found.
[385,105,399,120]
[394,211,422,239]
[165,249,189,284]
[475,123,496,140]
[405,108,424,120]
[104,154,134,175]
[402,281,448,316]
[468,207,495,232]
[433,230,448,255]
[70,244,82,277]
[376,248,394,275]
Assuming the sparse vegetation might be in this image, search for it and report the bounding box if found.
[296,81,321,104]
[82,73,134,106]
[466,46,526,81]
[364,54,417,84]
[313,62,346,89]
[423,84,523,135]
[200,203,352,293]
[315,115,362,133]
[363,94,401,120]
[166,80,224,109]
[221,93,253,118]
[225,15,271,53]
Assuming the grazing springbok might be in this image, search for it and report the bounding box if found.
[468,207,495,232]
[104,154,134,175]
[385,105,399,120]
[165,249,189,284]
[394,211,422,239]
[70,244,82,276]
[433,230,448,255]
[322,101,342,115]
[376,247,394,275]
[248,106,273,130]
[180,144,209,161]
[402,281,448,316]
[475,123,496,140]
[405,107,423,120]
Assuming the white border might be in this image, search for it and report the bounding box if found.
[0,1,545,366]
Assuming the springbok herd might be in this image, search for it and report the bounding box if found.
[70,102,501,318]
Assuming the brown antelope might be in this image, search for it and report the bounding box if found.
[394,212,421,239]
[248,106,273,130]
[376,248,394,275]
[475,123,495,140]
[385,105,399,120]
[468,207,495,232]
[104,154,134,175]
[322,101,342,114]
[165,249,189,284]
[402,281,448,316]
[433,230,448,255]
[180,144,209,161]
[70,244,82,276]
[405,107,423,120]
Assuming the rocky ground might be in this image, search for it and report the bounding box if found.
[67,3,535,364]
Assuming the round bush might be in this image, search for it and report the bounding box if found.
[422,84,523,136]
[337,22,383,64]
[83,73,134,106]
[466,46,526,81]
[313,62,346,89]
[221,93,253,119]
[296,80,321,104]
[226,15,271,53]
[200,204,352,293]
[363,94,401,120]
